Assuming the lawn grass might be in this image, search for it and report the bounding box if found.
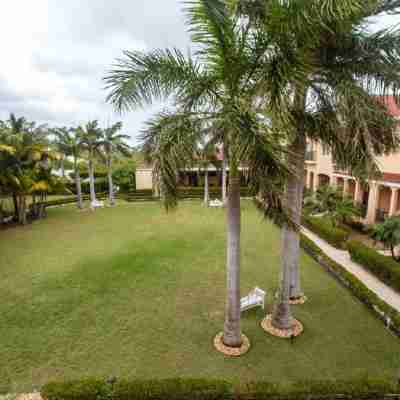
[0,201,399,393]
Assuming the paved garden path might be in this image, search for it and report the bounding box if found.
[302,227,400,312]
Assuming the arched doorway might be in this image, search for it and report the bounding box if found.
[318,174,330,188]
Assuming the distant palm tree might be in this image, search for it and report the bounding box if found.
[53,127,84,209]
[105,0,289,350]
[101,122,131,206]
[0,114,52,224]
[77,121,103,209]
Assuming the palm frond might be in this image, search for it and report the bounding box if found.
[139,110,205,210]
[105,49,208,112]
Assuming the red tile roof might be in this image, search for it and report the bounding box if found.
[377,96,400,118]
[382,172,400,184]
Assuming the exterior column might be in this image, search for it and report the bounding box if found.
[343,178,350,198]
[354,181,361,203]
[389,188,400,217]
[366,183,379,225]
[331,175,337,189]
[309,172,314,192]
[305,170,310,189]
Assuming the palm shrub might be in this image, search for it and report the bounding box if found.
[0,114,59,224]
[105,0,290,349]
[371,217,400,262]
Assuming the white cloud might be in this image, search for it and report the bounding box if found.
[0,1,398,144]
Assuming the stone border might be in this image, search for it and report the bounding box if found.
[261,314,304,338]
[213,332,250,356]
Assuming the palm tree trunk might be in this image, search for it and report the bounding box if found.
[271,178,297,330]
[18,195,27,225]
[223,164,242,348]
[12,193,19,221]
[288,136,307,299]
[61,158,65,178]
[0,202,4,226]
[204,167,209,205]
[74,158,83,209]
[222,150,227,205]
[108,158,115,206]
[32,194,37,219]
[88,157,97,206]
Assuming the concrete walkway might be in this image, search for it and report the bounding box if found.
[302,227,400,312]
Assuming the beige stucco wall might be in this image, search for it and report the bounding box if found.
[376,152,400,174]
[307,140,400,182]
[135,168,153,190]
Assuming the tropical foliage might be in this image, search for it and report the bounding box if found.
[235,0,400,323]
[0,115,132,224]
[371,217,400,262]
[0,114,64,225]
[304,185,362,227]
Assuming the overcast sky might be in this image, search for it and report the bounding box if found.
[0,2,398,144]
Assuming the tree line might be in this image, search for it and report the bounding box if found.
[0,115,132,225]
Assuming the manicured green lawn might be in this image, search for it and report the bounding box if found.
[0,201,399,393]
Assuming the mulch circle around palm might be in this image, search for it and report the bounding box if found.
[261,314,304,338]
[213,332,250,356]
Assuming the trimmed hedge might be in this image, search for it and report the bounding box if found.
[347,241,400,294]
[41,378,400,400]
[42,379,231,400]
[343,219,367,234]
[300,234,400,336]
[302,216,349,249]
[240,379,399,400]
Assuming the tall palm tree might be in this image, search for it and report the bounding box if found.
[77,121,103,208]
[101,122,131,206]
[236,0,400,331]
[53,127,84,209]
[105,0,289,350]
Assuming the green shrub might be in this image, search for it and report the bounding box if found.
[302,216,349,249]
[347,241,400,293]
[240,379,399,400]
[300,235,400,335]
[42,379,231,400]
[344,219,367,233]
[41,379,108,400]
[42,379,399,400]
[114,379,231,400]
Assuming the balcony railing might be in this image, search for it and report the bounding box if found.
[305,150,317,162]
